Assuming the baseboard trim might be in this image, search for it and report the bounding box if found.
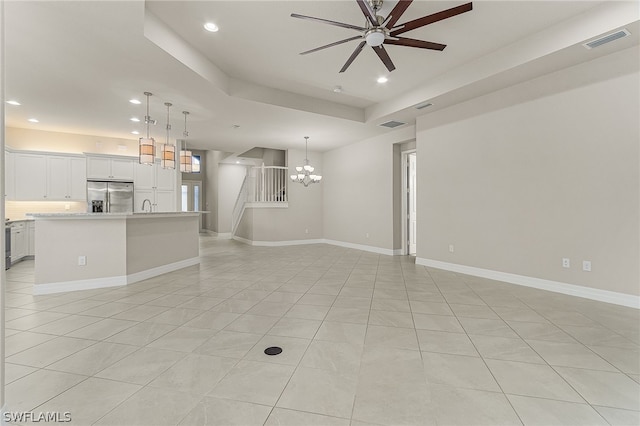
[232,236,324,247]
[34,276,126,295]
[415,257,639,309]
[216,232,233,239]
[33,257,200,295]
[232,236,397,256]
[323,239,397,256]
[127,257,200,284]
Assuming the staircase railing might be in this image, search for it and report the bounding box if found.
[252,164,288,202]
[231,164,289,235]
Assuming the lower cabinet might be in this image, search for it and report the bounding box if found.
[28,221,36,256]
[10,222,28,263]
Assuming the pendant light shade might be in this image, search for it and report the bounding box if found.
[180,111,193,173]
[161,102,176,169]
[139,92,156,165]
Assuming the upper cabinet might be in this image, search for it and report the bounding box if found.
[7,151,87,201]
[86,155,135,181]
[134,161,176,191]
[12,152,87,201]
[46,155,87,200]
[13,153,47,200]
[4,150,15,200]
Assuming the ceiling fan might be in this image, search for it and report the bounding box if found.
[291,0,472,73]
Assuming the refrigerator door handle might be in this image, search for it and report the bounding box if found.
[106,187,110,213]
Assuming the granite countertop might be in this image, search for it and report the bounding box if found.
[6,218,35,224]
[27,212,208,220]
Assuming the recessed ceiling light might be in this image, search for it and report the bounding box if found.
[377,76,388,84]
[131,130,140,135]
[130,117,140,122]
[129,99,141,105]
[28,118,39,123]
[236,161,240,164]
[204,22,219,32]
[6,100,21,106]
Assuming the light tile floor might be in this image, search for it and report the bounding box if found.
[3,237,640,425]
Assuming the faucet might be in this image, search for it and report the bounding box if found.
[141,199,152,213]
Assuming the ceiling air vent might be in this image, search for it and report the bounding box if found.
[379,120,406,129]
[583,29,630,49]
[415,102,433,110]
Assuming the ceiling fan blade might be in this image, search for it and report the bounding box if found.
[355,0,378,26]
[339,40,367,73]
[300,35,364,55]
[391,2,472,36]
[372,45,396,72]
[291,13,365,32]
[384,37,446,51]
[385,0,413,29]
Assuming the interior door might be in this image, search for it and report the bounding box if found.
[408,153,417,255]
[181,181,203,230]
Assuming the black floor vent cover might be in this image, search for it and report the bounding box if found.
[264,346,283,356]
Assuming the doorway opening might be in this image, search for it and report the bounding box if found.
[181,180,204,231]
[402,150,417,255]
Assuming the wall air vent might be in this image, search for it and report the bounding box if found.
[415,102,433,110]
[379,120,406,129]
[583,29,630,49]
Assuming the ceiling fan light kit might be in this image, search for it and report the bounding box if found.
[292,0,473,73]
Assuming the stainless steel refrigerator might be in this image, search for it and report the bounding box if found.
[87,181,134,213]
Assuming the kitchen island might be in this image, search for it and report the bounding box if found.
[30,212,201,294]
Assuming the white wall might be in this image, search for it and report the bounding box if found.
[416,47,639,297]
[217,164,247,233]
[322,126,415,250]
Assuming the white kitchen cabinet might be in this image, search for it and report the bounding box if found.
[28,221,36,256]
[10,222,27,263]
[134,189,175,212]
[134,161,175,191]
[155,190,175,212]
[46,155,86,200]
[134,161,176,212]
[87,155,135,180]
[14,154,47,200]
[4,150,15,200]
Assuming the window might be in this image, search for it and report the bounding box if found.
[192,155,201,173]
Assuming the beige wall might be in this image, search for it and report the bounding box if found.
[34,218,127,284]
[416,47,639,297]
[322,127,415,250]
[6,127,137,155]
[237,148,323,242]
[218,164,248,233]
[126,216,199,274]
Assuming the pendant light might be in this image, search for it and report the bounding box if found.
[180,111,193,173]
[161,102,176,169]
[139,92,156,165]
[290,136,322,187]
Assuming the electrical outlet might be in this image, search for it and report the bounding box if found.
[562,258,570,268]
[449,244,454,253]
[78,256,86,266]
[64,204,70,210]
[305,228,309,234]
[366,233,369,238]
[583,260,592,272]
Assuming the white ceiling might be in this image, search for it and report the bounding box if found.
[4,1,639,154]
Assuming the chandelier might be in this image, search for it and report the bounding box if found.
[290,136,322,186]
